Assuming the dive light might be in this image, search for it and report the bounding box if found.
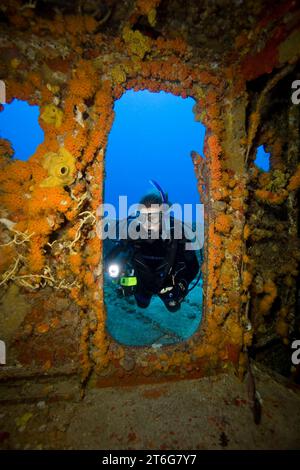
[108,263,120,278]
[107,263,137,288]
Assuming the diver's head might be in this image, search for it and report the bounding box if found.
[137,192,169,240]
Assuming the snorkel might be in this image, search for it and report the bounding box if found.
[148,179,168,205]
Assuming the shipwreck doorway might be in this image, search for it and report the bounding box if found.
[103,89,205,346]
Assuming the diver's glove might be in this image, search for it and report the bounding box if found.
[159,279,188,302]
[116,284,136,297]
[173,279,188,301]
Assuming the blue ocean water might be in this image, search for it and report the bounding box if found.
[255,145,270,171]
[0,99,44,160]
[104,89,206,213]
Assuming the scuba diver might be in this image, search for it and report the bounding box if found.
[104,181,202,313]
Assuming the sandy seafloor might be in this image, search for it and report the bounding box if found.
[104,273,203,347]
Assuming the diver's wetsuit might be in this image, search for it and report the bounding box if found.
[104,216,200,312]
